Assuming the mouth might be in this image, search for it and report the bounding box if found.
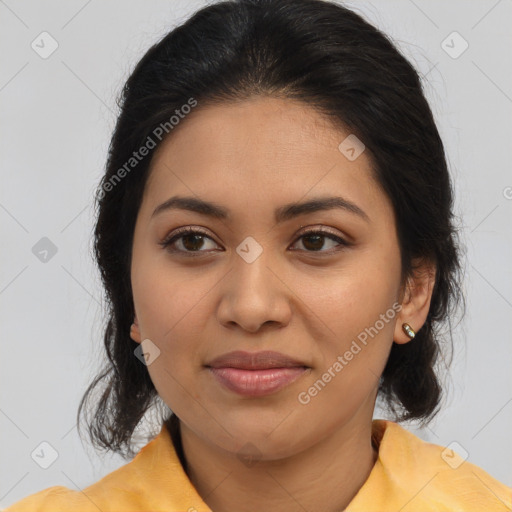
[205,350,310,397]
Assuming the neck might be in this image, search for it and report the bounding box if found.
[176,411,378,512]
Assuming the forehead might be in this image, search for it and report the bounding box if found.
[142,96,390,223]
[151,96,357,173]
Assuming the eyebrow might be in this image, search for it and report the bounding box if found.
[151,195,370,223]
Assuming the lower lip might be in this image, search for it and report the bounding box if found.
[208,367,308,397]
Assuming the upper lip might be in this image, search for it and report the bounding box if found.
[206,350,308,370]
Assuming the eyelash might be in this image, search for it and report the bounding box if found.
[159,226,350,257]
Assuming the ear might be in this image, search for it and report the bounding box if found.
[394,258,436,345]
[130,314,142,344]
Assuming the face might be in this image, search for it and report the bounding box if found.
[130,96,427,460]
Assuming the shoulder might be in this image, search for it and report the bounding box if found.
[2,423,208,512]
[2,485,98,512]
[369,420,512,511]
[2,461,152,512]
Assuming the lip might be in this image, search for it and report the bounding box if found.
[205,350,309,397]
[206,350,307,370]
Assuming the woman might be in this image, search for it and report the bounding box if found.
[6,0,511,510]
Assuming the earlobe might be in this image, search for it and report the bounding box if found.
[130,316,142,344]
[394,260,436,345]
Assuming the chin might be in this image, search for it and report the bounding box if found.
[208,412,312,460]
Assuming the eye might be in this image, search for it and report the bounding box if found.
[290,228,350,254]
[160,226,350,257]
[159,227,220,256]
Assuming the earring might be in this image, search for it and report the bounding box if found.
[402,323,416,339]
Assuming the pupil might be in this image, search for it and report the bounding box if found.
[183,234,204,251]
[304,235,323,251]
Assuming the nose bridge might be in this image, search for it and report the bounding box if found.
[216,233,291,332]
[232,234,273,296]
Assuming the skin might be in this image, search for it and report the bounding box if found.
[130,96,436,512]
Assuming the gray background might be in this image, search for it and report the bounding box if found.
[1,0,511,507]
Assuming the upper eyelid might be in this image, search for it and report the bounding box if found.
[162,226,212,242]
[161,225,348,248]
[295,225,344,239]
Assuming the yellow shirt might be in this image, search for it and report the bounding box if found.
[4,419,511,511]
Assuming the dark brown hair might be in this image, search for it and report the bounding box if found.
[77,0,465,459]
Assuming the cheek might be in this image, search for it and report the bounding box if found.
[139,299,208,422]
[134,276,209,366]
[294,251,400,393]
[293,277,397,429]
[298,253,399,342]
[132,246,216,339]
[131,259,215,402]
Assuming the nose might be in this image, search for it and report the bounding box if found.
[216,247,292,334]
